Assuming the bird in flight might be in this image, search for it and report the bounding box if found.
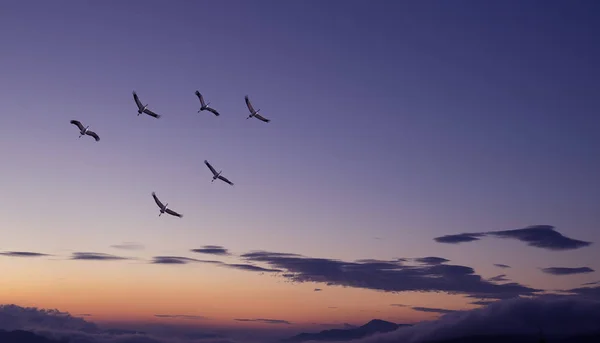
[204,160,234,186]
[151,192,183,218]
[195,90,220,116]
[70,120,100,141]
[244,95,270,123]
[133,91,161,118]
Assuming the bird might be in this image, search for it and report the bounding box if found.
[151,192,183,218]
[244,95,270,122]
[133,91,161,118]
[204,160,234,186]
[195,90,220,116]
[70,120,100,141]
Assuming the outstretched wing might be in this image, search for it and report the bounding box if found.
[132,91,144,110]
[245,95,255,113]
[70,120,85,131]
[254,113,270,123]
[152,192,164,209]
[205,107,220,116]
[85,130,100,141]
[204,160,217,176]
[143,108,161,118]
[165,208,183,218]
[195,90,206,107]
[218,175,234,186]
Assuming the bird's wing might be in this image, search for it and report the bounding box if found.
[245,95,255,113]
[165,208,183,218]
[152,192,164,209]
[133,91,144,110]
[206,107,220,116]
[86,131,100,141]
[195,90,206,107]
[70,120,85,131]
[254,113,270,123]
[218,175,234,186]
[204,160,217,176]
[143,108,161,118]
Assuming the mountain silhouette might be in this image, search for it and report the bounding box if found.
[0,330,67,343]
[282,319,410,342]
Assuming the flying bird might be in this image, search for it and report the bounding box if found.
[195,90,220,116]
[70,120,100,141]
[133,91,161,118]
[244,95,270,123]
[204,160,234,186]
[151,192,183,218]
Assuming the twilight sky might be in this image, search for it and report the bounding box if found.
[0,0,599,341]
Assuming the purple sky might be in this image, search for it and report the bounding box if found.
[1,0,600,342]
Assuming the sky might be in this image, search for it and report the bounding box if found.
[0,0,600,342]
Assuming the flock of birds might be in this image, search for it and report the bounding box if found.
[69,90,270,218]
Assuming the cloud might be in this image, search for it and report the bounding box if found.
[413,257,449,265]
[582,281,600,286]
[350,296,600,343]
[225,263,281,273]
[111,242,144,251]
[470,300,497,306]
[233,318,291,325]
[190,246,231,256]
[390,304,408,307]
[564,285,600,300]
[70,252,131,261]
[150,256,280,273]
[541,267,595,275]
[240,251,541,299]
[434,225,592,251]
[154,314,206,320]
[411,306,456,314]
[314,288,322,291]
[488,274,510,282]
[494,264,511,268]
[0,251,50,257]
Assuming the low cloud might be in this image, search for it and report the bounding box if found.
[350,296,600,343]
[240,251,541,299]
[191,246,231,256]
[564,285,600,300]
[70,252,130,261]
[488,274,510,282]
[234,318,291,325]
[541,267,594,275]
[411,306,456,314]
[434,225,592,251]
[154,314,206,320]
[0,251,50,257]
[494,264,511,269]
[111,242,144,251]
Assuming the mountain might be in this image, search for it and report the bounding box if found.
[282,319,411,342]
[0,330,67,343]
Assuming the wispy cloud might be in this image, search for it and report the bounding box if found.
[0,251,50,257]
[541,267,595,275]
[413,257,449,265]
[240,251,540,299]
[191,245,231,256]
[411,306,456,314]
[154,314,206,320]
[494,264,511,268]
[234,318,291,325]
[434,225,592,251]
[581,281,600,286]
[70,252,130,261]
[110,242,144,250]
[151,256,222,265]
[390,304,408,307]
[314,288,322,291]
[488,274,510,282]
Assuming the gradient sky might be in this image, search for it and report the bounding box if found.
[1,0,599,335]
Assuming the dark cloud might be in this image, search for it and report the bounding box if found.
[352,296,600,343]
[470,300,497,306]
[110,242,144,251]
[411,306,456,314]
[494,264,511,269]
[70,252,130,261]
[434,225,592,251]
[488,274,510,282]
[79,314,93,317]
[240,251,541,299]
[234,318,291,325]
[565,286,600,300]
[225,263,281,273]
[154,314,206,320]
[390,304,408,307]
[413,257,449,265]
[0,251,50,257]
[541,267,595,275]
[190,245,231,256]
[314,288,322,291]
[581,281,600,286]
[150,256,280,272]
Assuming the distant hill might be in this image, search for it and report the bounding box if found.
[282,319,411,342]
[0,330,67,343]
